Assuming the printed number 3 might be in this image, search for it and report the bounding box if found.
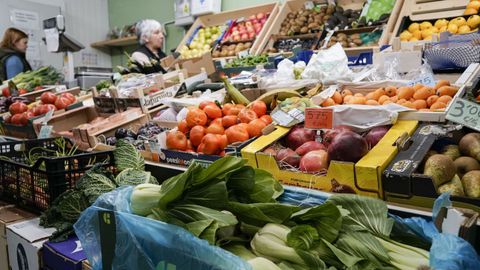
[450,100,464,117]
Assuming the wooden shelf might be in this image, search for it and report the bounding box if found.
[91,36,137,48]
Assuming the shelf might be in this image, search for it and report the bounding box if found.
[91,36,137,48]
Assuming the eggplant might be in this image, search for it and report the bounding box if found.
[106,136,117,146]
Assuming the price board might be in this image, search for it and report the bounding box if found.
[304,108,333,129]
[446,98,480,132]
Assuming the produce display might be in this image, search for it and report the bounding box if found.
[464,0,480,15]
[320,80,459,111]
[104,122,167,150]
[4,66,62,93]
[324,31,382,48]
[266,124,388,176]
[400,15,480,42]
[424,132,480,198]
[179,25,224,59]
[224,54,269,68]
[3,92,77,126]
[269,37,318,53]
[212,42,253,57]
[222,12,269,43]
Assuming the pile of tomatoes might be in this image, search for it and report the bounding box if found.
[166,100,272,155]
[4,91,76,126]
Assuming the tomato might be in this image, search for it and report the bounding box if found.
[222,103,234,115]
[225,125,250,144]
[190,125,206,147]
[55,96,71,110]
[33,105,46,116]
[41,92,57,104]
[19,113,29,126]
[11,114,23,125]
[186,108,208,127]
[217,134,228,149]
[247,119,267,137]
[34,86,44,91]
[24,111,35,120]
[250,101,267,117]
[203,104,222,119]
[2,88,10,97]
[206,123,224,135]
[45,104,57,113]
[260,115,272,125]
[60,92,76,104]
[166,131,187,150]
[197,143,206,154]
[177,119,190,134]
[222,115,238,128]
[201,133,221,155]
[18,89,28,95]
[226,106,241,116]
[186,140,194,151]
[199,101,215,110]
[9,101,28,115]
[238,108,258,123]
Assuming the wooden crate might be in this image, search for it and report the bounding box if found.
[390,0,470,45]
[176,2,280,56]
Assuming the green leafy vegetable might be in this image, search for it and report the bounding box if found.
[249,169,284,203]
[115,168,158,186]
[76,167,117,204]
[114,139,145,171]
[287,225,319,250]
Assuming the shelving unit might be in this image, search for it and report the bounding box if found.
[90,36,137,49]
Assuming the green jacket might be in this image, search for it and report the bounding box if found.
[0,47,32,82]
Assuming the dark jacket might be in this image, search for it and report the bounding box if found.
[133,45,167,74]
[0,48,32,81]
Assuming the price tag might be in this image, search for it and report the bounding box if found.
[304,1,314,9]
[55,85,67,93]
[42,109,55,125]
[38,125,53,139]
[304,108,334,129]
[406,73,436,87]
[237,50,250,58]
[446,98,480,132]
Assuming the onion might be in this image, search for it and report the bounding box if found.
[299,150,329,173]
[285,125,316,150]
[295,141,326,156]
[328,130,368,163]
[365,126,390,148]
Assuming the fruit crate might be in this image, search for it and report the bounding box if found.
[0,137,114,212]
[176,2,280,57]
[383,123,480,212]
[390,0,470,45]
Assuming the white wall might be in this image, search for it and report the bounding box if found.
[0,0,111,69]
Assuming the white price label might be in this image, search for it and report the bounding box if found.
[237,50,250,58]
[304,1,314,9]
[446,98,480,132]
[407,73,436,87]
[38,125,53,139]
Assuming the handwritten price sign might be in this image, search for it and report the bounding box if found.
[406,74,436,87]
[446,98,480,132]
[304,108,333,129]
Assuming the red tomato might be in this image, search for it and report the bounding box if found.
[41,92,57,104]
[60,92,76,104]
[9,101,28,115]
[34,86,44,91]
[19,113,29,126]
[18,89,28,95]
[11,114,23,125]
[2,88,10,97]
[54,96,71,110]
[45,104,57,112]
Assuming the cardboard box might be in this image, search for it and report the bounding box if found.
[1,207,36,270]
[43,236,86,270]
[383,123,480,212]
[241,120,418,198]
[161,53,216,76]
[7,217,55,270]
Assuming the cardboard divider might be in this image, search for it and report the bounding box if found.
[241,120,418,198]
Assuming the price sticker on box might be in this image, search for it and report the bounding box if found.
[304,108,333,129]
[446,98,480,132]
[407,73,436,87]
[38,125,53,139]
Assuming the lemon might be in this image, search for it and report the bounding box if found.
[450,17,467,27]
[467,15,480,29]
[448,23,458,34]
[409,37,419,42]
[458,25,471,34]
[400,30,413,41]
[439,25,448,32]
[420,21,433,30]
[421,28,434,39]
[423,36,433,41]
[434,19,449,28]
[408,23,420,32]
[431,27,439,33]
[413,30,423,39]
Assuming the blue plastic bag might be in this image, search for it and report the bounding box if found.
[74,186,250,270]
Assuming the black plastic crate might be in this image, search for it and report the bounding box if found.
[0,137,114,212]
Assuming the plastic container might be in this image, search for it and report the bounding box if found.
[0,138,114,212]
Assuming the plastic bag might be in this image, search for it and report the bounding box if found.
[74,186,251,270]
[430,234,480,270]
[301,43,353,82]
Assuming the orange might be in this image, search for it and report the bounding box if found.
[332,91,343,104]
[426,95,439,107]
[322,98,335,107]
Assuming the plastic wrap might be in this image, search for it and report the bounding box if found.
[301,43,353,82]
[74,186,251,270]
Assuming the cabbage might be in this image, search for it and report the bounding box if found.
[114,139,145,171]
[115,168,158,186]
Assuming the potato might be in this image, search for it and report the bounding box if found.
[353,38,363,45]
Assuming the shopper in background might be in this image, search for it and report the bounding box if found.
[0,27,32,82]
[132,19,167,68]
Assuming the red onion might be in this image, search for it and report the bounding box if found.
[365,126,390,148]
[323,125,353,147]
[285,125,316,150]
[328,130,368,163]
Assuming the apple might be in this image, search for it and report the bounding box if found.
[249,15,256,20]
[254,23,262,32]
[256,12,265,20]
[246,26,255,33]
[260,18,267,24]
[233,35,241,42]
[241,33,249,40]
[232,26,238,32]
[237,21,245,27]
[248,32,256,39]
[245,21,253,28]
[238,25,246,32]
[232,30,239,36]
[252,19,259,24]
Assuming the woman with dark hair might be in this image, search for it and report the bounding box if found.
[0,27,32,81]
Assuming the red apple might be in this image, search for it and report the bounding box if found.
[246,26,254,33]
[241,33,249,41]
[249,15,256,20]
[232,26,238,32]
[238,26,246,32]
[256,12,265,20]
[260,18,267,24]
[248,32,256,39]
[252,19,259,24]
[233,35,241,42]
[245,21,253,28]
[232,30,239,36]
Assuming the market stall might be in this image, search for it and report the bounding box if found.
[1,1,480,270]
